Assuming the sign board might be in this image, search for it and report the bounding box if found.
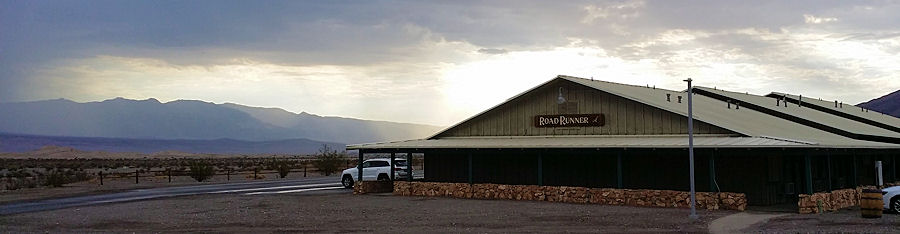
[534,114,605,128]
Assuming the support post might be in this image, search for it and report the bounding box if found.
[99,171,103,185]
[467,152,473,184]
[826,153,832,191]
[804,155,813,195]
[852,154,858,187]
[135,170,139,184]
[890,155,897,184]
[537,152,543,186]
[167,168,171,183]
[390,152,396,181]
[709,151,716,192]
[616,151,623,189]
[407,152,413,182]
[358,150,364,182]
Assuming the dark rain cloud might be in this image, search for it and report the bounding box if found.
[1,0,899,102]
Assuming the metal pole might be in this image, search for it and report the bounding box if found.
[390,152,396,181]
[358,150,364,182]
[826,153,832,191]
[616,151,623,189]
[852,153,858,187]
[537,152,543,186]
[406,152,413,182]
[468,152,473,184]
[709,151,716,192]
[804,155,813,194]
[685,78,698,219]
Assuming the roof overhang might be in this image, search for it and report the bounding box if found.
[342,135,890,150]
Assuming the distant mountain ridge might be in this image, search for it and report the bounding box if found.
[0,98,443,146]
[0,132,345,155]
[859,90,900,118]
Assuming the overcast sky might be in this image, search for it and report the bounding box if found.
[2,1,899,126]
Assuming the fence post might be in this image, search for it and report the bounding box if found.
[99,171,104,185]
[227,169,230,181]
[167,168,171,183]
[304,163,307,177]
[135,170,139,184]
[254,169,257,180]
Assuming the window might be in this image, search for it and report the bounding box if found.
[361,162,371,168]
[370,161,390,167]
[394,160,408,166]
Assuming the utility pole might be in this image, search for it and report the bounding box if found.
[685,78,698,220]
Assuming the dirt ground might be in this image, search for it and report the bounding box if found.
[1,191,732,233]
[744,207,900,233]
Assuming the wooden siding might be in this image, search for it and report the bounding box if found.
[436,79,734,138]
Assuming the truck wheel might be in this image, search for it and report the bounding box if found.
[377,174,390,181]
[342,175,354,188]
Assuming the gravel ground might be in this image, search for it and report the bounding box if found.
[0,191,732,233]
[744,207,900,233]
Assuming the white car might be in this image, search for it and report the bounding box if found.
[884,186,900,213]
[341,158,409,188]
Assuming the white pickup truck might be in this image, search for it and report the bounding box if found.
[341,158,409,188]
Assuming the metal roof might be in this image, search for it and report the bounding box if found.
[350,75,900,150]
[347,135,817,150]
[769,92,900,131]
[559,76,897,148]
[694,87,900,140]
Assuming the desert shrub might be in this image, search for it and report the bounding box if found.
[42,169,68,187]
[312,144,346,176]
[5,177,39,190]
[188,161,216,182]
[73,169,93,182]
[271,159,292,178]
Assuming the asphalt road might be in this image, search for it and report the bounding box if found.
[0,176,348,215]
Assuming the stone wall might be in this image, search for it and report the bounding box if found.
[798,181,900,214]
[353,181,393,194]
[393,181,747,211]
[797,188,858,214]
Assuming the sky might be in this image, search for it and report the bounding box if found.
[1,1,899,126]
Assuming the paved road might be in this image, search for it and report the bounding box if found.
[0,176,348,215]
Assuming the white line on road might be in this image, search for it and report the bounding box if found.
[243,186,345,195]
[207,183,342,194]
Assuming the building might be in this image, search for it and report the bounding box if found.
[348,75,900,206]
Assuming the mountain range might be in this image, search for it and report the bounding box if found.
[859,90,900,118]
[2,90,897,155]
[0,98,443,154]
